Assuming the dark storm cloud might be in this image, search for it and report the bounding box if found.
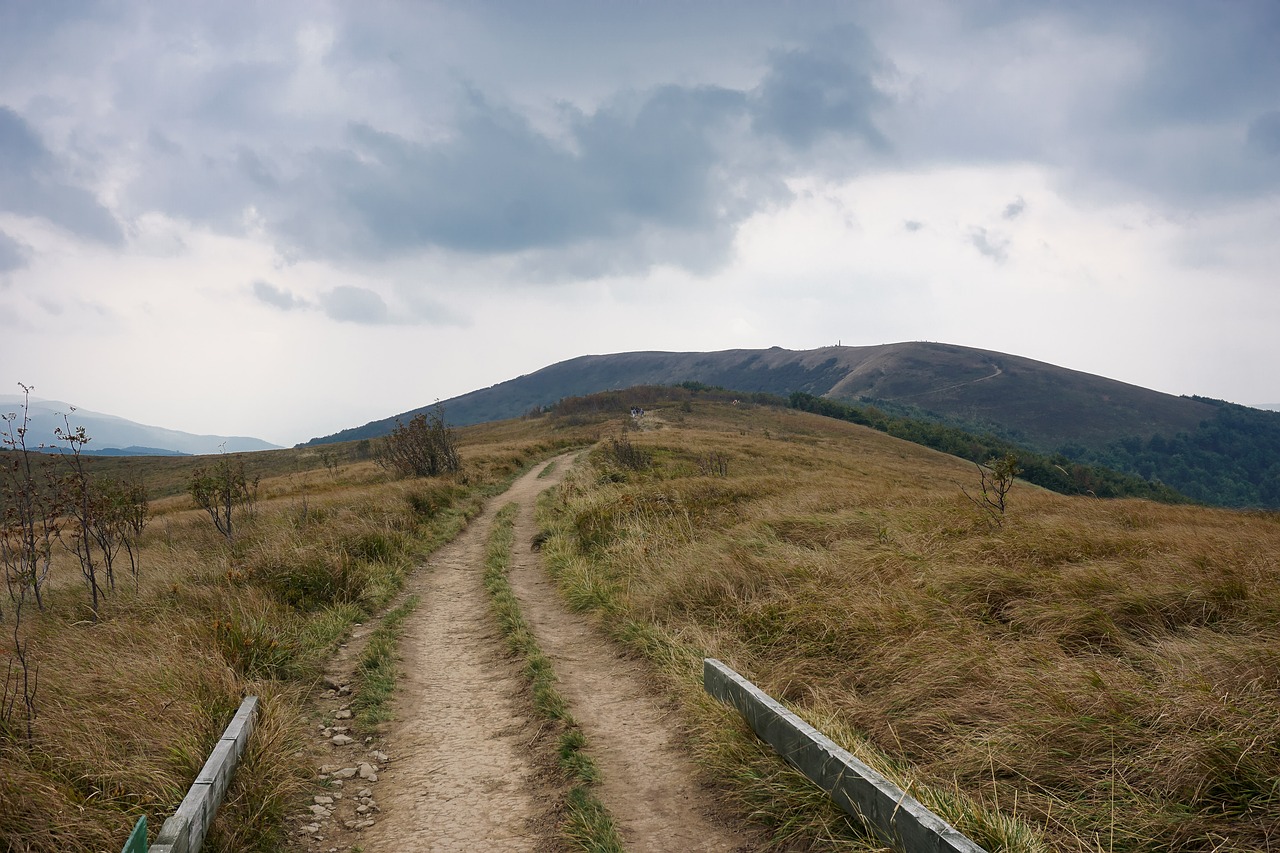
[10,0,1280,279]
[94,14,883,275]
[1074,1,1280,200]
[0,2,122,71]
[0,106,46,165]
[146,129,182,156]
[0,231,29,272]
[237,148,280,191]
[751,25,889,150]
[1105,1,1280,127]
[263,82,792,272]
[891,1,1280,205]
[319,286,391,324]
[252,280,308,311]
[968,227,1009,263]
[0,106,122,244]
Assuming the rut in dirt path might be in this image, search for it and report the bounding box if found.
[508,477,760,852]
[358,460,572,852]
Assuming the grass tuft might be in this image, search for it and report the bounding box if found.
[351,596,420,726]
[483,502,624,853]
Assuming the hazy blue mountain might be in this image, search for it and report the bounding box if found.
[0,396,279,455]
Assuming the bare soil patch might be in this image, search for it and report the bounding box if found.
[355,464,568,852]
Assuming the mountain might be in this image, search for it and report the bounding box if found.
[302,341,1280,509]
[0,396,280,455]
[305,342,1219,449]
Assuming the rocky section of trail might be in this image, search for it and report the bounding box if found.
[285,674,393,848]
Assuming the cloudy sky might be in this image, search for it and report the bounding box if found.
[2,1,1278,446]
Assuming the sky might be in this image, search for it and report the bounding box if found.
[2,0,1279,447]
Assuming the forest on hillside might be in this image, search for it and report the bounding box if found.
[866,395,1280,510]
[786,392,1187,505]
[1082,398,1280,509]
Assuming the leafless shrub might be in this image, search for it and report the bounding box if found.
[190,453,259,544]
[607,430,652,471]
[1,384,61,614]
[0,385,52,743]
[962,453,1020,526]
[375,405,460,479]
[54,414,106,617]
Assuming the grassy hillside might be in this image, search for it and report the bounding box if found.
[1086,396,1280,508]
[786,390,1187,504]
[0,417,592,852]
[300,342,1280,509]
[533,393,1280,851]
[6,390,1277,851]
[823,342,1218,449]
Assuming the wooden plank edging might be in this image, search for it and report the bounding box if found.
[150,695,260,853]
[703,659,987,853]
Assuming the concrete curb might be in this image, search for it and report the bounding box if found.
[151,695,259,853]
[704,659,986,853]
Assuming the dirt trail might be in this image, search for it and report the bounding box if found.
[881,362,1004,402]
[321,454,754,851]
[508,472,757,852]
[357,461,570,852]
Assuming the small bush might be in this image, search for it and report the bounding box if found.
[573,503,620,554]
[375,405,460,478]
[607,433,651,471]
[696,450,729,477]
[341,531,401,563]
[190,455,259,543]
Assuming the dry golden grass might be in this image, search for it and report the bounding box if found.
[0,424,591,852]
[539,400,1280,851]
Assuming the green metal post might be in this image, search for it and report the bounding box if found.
[121,815,148,853]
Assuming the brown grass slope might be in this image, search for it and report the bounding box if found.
[535,396,1280,851]
[304,342,1218,455]
[0,417,593,853]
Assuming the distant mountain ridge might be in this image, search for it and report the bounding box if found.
[304,342,1220,450]
[0,396,280,455]
[302,342,1280,509]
